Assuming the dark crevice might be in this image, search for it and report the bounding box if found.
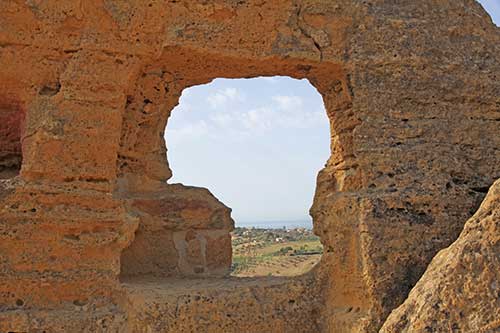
[295,4,323,61]
[62,176,109,183]
[125,95,133,108]
[0,100,24,180]
[39,82,61,96]
[469,186,490,194]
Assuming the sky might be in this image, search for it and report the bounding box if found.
[166,77,329,224]
[478,0,500,25]
[165,2,499,225]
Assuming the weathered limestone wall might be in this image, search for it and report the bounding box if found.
[344,2,500,328]
[115,70,235,278]
[122,275,324,333]
[381,179,500,332]
[119,184,234,278]
[0,100,24,179]
[0,1,499,332]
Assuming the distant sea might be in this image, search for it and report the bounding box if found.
[235,219,313,230]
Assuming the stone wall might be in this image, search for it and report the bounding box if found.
[0,0,499,332]
[119,184,234,278]
[0,99,24,179]
[381,179,500,332]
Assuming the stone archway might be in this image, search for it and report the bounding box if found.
[0,1,499,332]
[118,74,331,280]
[114,51,364,330]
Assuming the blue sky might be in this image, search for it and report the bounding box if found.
[166,77,329,223]
[165,2,499,225]
[478,0,500,25]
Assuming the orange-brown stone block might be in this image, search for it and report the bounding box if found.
[0,0,499,332]
[0,100,24,178]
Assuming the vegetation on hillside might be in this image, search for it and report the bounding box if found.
[231,227,323,277]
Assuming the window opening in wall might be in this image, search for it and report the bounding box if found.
[165,77,329,277]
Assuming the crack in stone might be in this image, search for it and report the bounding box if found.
[295,4,324,62]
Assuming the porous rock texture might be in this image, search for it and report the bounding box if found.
[381,179,500,333]
[121,275,323,333]
[0,0,499,332]
[119,184,234,278]
[0,99,24,179]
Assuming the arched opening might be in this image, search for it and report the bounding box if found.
[165,76,328,277]
[0,100,24,180]
[115,51,360,331]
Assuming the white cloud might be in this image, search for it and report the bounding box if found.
[272,95,304,110]
[169,85,327,144]
[207,87,244,108]
[241,107,275,132]
[165,77,331,224]
[223,87,239,99]
[210,105,326,135]
[260,77,278,83]
[211,111,234,128]
[207,94,227,109]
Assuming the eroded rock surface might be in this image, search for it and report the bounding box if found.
[0,100,24,178]
[119,184,234,278]
[0,0,499,332]
[122,276,323,333]
[380,179,500,333]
